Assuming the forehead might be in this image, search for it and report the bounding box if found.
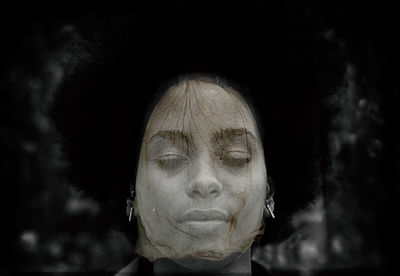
[145,79,260,142]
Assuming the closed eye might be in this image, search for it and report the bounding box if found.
[155,152,188,171]
[220,150,251,167]
[158,152,188,160]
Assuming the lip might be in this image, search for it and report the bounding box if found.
[178,209,229,223]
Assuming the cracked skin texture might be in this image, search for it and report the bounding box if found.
[133,77,269,262]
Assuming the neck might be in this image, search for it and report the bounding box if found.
[153,247,252,275]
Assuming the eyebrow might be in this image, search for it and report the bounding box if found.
[148,130,190,145]
[213,127,257,142]
[148,127,257,148]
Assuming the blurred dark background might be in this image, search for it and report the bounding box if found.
[1,0,399,275]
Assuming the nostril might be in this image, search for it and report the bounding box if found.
[210,189,218,196]
[190,190,202,198]
[188,181,223,198]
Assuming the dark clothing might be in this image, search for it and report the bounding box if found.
[116,256,272,275]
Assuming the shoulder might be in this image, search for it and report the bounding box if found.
[115,256,153,276]
[252,260,273,276]
[114,258,139,276]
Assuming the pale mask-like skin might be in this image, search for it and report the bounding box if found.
[134,78,269,265]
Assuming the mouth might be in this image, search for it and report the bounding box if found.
[178,209,229,223]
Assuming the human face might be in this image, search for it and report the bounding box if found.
[134,79,268,261]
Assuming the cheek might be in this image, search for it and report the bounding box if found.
[141,163,188,214]
[217,163,262,202]
[233,168,266,235]
[248,164,267,206]
[227,161,267,212]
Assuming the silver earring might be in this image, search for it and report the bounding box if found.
[264,196,275,219]
[126,183,136,222]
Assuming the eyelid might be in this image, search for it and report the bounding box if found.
[224,149,251,155]
[222,149,251,158]
[226,149,249,153]
[157,152,188,159]
[220,149,251,168]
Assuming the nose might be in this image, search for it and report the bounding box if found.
[187,160,223,199]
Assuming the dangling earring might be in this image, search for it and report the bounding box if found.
[126,183,136,222]
[264,195,276,219]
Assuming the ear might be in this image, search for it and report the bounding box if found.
[264,175,275,218]
[126,198,134,219]
[266,175,275,196]
[264,195,275,219]
[126,183,137,222]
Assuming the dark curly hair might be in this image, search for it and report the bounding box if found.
[51,2,342,249]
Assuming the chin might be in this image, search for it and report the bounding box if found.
[173,251,242,270]
[175,236,245,262]
[192,249,231,260]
